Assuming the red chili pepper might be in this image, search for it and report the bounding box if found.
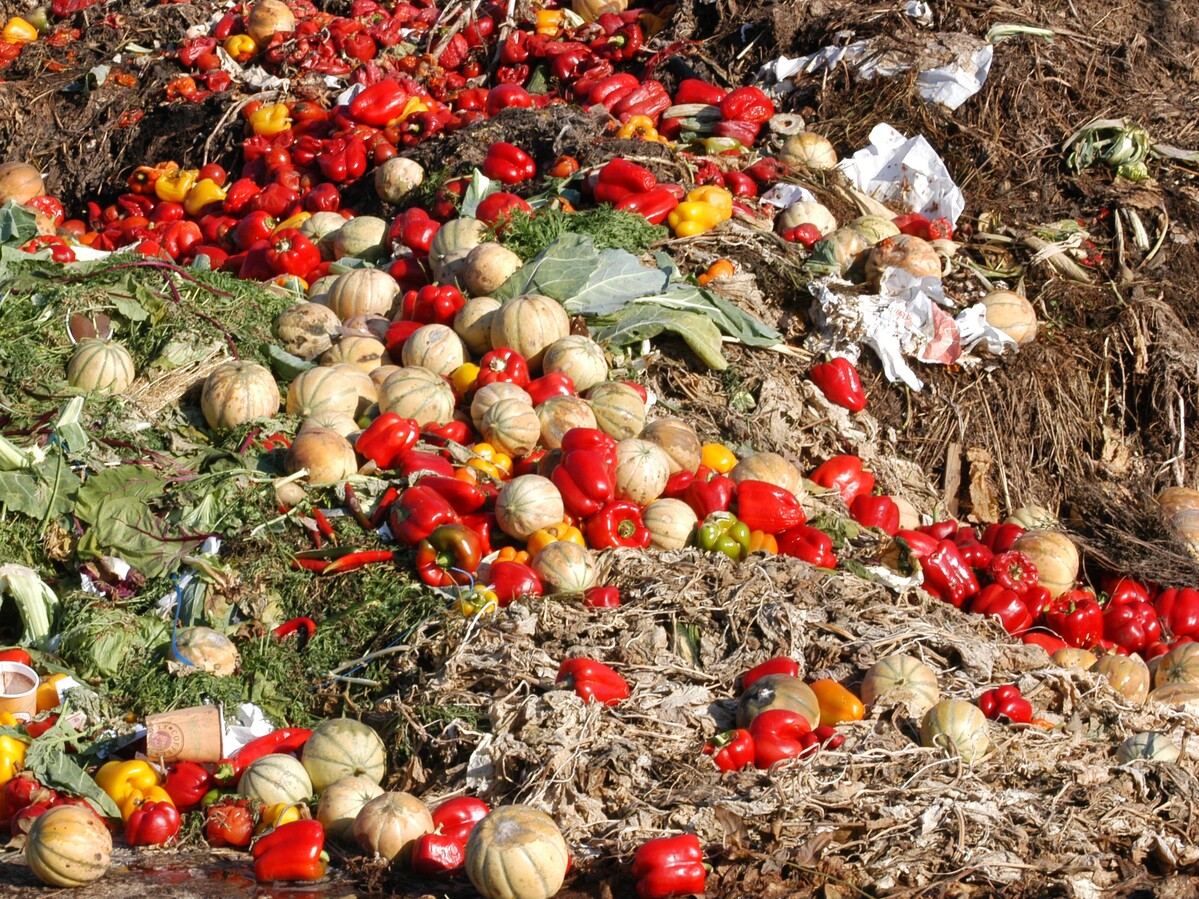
[415,524,484,587]
[488,561,543,606]
[703,729,754,772]
[632,833,707,899]
[810,455,875,505]
[388,485,461,545]
[215,727,314,786]
[809,357,867,412]
[583,585,621,608]
[321,549,396,575]
[482,141,537,185]
[163,762,214,811]
[978,684,1033,724]
[736,656,800,692]
[749,709,811,768]
[556,657,629,706]
[733,480,805,535]
[1044,590,1104,648]
[586,501,651,549]
[969,584,1033,636]
[273,617,317,646]
[253,819,327,882]
[356,413,420,470]
[126,801,182,847]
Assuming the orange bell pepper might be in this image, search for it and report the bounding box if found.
[809,679,865,726]
[451,363,480,396]
[469,443,512,480]
[535,9,564,35]
[2,17,38,45]
[748,530,778,554]
[154,168,198,203]
[527,522,586,558]
[248,103,292,137]
[223,34,258,62]
[700,443,737,474]
[493,546,531,565]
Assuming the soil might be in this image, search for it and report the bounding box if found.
[2,0,1199,895]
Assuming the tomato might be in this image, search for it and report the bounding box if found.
[205,799,256,848]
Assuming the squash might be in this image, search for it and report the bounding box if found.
[1010,530,1078,598]
[374,157,424,204]
[1093,653,1150,705]
[354,792,434,864]
[775,200,837,236]
[1168,509,1199,560]
[536,395,597,449]
[614,438,671,505]
[285,427,359,484]
[471,381,532,432]
[542,335,609,393]
[848,215,901,246]
[67,339,135,394]
[25,805,111,888]
[735,674,820,729]
[482,398,541,457]
[730,452,803,499]
[982,290,1038,346]
[300,411,358,438]
[892,495,922,531]
[322,335,387,373]
[429,216,486,270]
[401,324,467,376]
[1116,732,1181,764]
[0,162,45,206]
[1005,504,1057,530]
[341,313,391,343]
[238,753,314,806]
[332,215,389,261]
[920,699,990,763]
[532,541,596,593]
[465,805,570,899]
[317,775,385,846]
[301,214,348,262]
[174,626,239,676]
[490,295,571,373]
[378,365,456,426]
[779,133,838,171]
[821,227,872,275]
[860,654,939,711]
[1051,647,1097,671]
[495,475,564,540]
[325,268,400,321]
[274,302,341,359]
[464,243,523,297]
[642,499,697,550]
[864,234,942,285]
[201,361,280,431]
[246,0,295,43]
[1153,643,1199,688]
[1148,682,1199,711]
[642,417,702,475]
[302,717,387,792]
[370,364,401,390]
[286,366,359,418]
[1156,487,1199,518]
[587,381,646,439]
[454,296,502,356]
[330,362,377,417]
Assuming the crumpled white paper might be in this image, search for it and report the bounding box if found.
[759,183,818,210]
[217,47,291,91]
[223,703,277,756]
[838,123,966,224]
[956,302,1017,355]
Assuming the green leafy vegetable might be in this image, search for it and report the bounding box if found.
[594,305,728,371]
[494,206,667,260]
[494,232,599,302]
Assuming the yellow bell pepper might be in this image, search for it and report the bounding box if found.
[256,802,307,834]
[700,442,737,474]
[96,760,174,821]
[397,95,428,122]
[182,178,227,217]
[273,211,312,233]
[668,201,724,238]
[535,9,564,35]
[36,673,68,712]
[0,712,18,727]
[451,586,498,617]
[154,168,198,204]
[0,735,28,787]
[2,17,38,45]
[223,34,258,61]
[248,102,293,137]
[469,443,513,480]
[450,363,480,396]
[616,115,665,143]
[686,185,733,219]
[526,522,586,558]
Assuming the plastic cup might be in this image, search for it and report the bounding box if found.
[0,662,39,721]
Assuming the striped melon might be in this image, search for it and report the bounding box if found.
[465,805,569,899]
[329,362,377,418]
[67,339,135,394]
[482,398,540,457]
[401,323,467,377]
[325,267,400,321]
[286,366,359,419]
[238,753,313,805]
[25,805,111,887]
[201,361,280,431]
[541,335,608,393]
[321,335,387,373]
[378,365,455,426]
[316,775,384,846]
[489,295,570,373]
[587,381,645,440]
[302,718,387,793]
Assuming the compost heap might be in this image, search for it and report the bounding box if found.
[0,0,1198,895]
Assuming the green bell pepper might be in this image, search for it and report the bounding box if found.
[698,512,751,561]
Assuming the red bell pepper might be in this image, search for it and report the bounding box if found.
[215,727,313,786]
[810,455,876,505]
[393,209,439,255]
[981,522,1025,552]
[587,73,639,111]
[1103,576,1151,606]
[350,79,411,126]
[553,450,616,519]
[810,357,867,412]
[584,585,621,608]
[703,729,754,772]
[1022,630,1068,655]
[954,528,994,570]
[163,762,214,811]
[978,684,1033,724]
[798,724,847,757]
[414,475,487,515]
[631,834,707,899]
[737,656,800,692]
[560,428,618,464]
[720,86,774,123]
[749,709,812,768]
[253,819,327,882]
[488,561,543,606]
[612,80,672,122]
[356,413,420,470]
[1102,600,1161,654]
[918,520,959,540]
[432,796,489,845]
[318,135,368,183]
[126,801,182,847]
[482,142,536,185]
[401,284,466,326]
[682,468,735,519]
[476,348,530,391]
[411,796,490,877]
[1155,587,1199,640]
[733,480,805,534]
[233,210,276,250]
[595,158,656,203]
[1044,590,1104,648]
[526,373,576,406]
[388,485,461,546]
[397,450,456,479]
[849,494,900,536]
[0,648,32,667]
[475,191,533,227]
[416,524,484,587]
[674,78,727,106]
[265,228,320,278]
[556,658,629,706]
[969,584,1033,636]
[485,83,533,116]
[615,187,679,225]
[586,501,651,549]
[988,551,1037,596]
[777,524,837,568]
[920,539,980,608]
